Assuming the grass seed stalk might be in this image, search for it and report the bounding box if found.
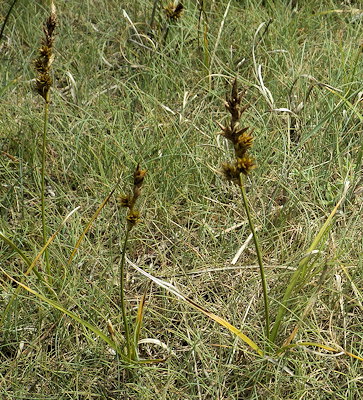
[118,164,147,360]
[217,78,270,341]
[33,2,57,280]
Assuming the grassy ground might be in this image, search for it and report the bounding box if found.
[1,0,362,398]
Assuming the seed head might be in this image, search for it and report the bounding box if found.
[119,194,133,208]
[233,130,254,158]
[107,319,116,339]
[217,123,250,145]
[33,4,57,102]
[217,78,257,184]
[221,162,239,183]
[120,164,147,230]
[222,156,256,184]
[127,210,141,230]
[236,156,256,175]
[134,164,147,188]
[164,2,184,21]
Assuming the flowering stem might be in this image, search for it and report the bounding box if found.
[41,94,50,280]
[239,173,270,341]
[120,227,132,359]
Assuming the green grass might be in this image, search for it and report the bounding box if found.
[1,0,363,398]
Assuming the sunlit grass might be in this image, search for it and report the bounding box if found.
[1,0,362,398]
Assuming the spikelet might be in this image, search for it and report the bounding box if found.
[164,2,184,21]
[217,79,256,184]
[119,164,147,230]
[34,2,57,102]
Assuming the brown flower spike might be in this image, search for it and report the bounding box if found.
[217,79,256,184]
[164,2,184,21]
[119,164,147,230]
[34,3,57,102]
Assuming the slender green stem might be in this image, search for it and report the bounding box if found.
[41,96,50,279]
[163,24,170,45]
[239,174,270,341]
[200,1,210,76]
[120,227,132,358]
[149,0,159,29]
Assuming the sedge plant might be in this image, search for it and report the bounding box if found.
[215,79,358,357]
[33,3,57,280]
[216,78,270,341]
[118,164,147,361]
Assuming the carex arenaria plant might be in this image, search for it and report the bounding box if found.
[118,164,147,360]
[217,78,270,341]
[33,2,57,280]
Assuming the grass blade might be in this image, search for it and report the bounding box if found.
[1,269,123,358]
[0,207,80,328]
[0,0,20,43]
[270,181,350,342]
[283,263,329,346]
[133,290,147,357]
[278,341,363,362]
[67,185,118,265]
[126,257,264,356]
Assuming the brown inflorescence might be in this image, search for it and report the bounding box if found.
[217,78,256,184]
[164,2,184,21]
[126,210,141,227]
[34,5,57,102]
[119,164,147,230]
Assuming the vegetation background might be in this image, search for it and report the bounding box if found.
[0,0,362,398]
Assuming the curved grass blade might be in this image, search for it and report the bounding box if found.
[321,87,363,190]
[132,290,147,361]
[67,184,118,265]
[0,207,80,328]
[278,341,363,362]
[270,181,350,342]
[0,231,35,274]
[1,269,124,358]
[283,263,329,346]
[0,0,20,43]
[126,257,264,356]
